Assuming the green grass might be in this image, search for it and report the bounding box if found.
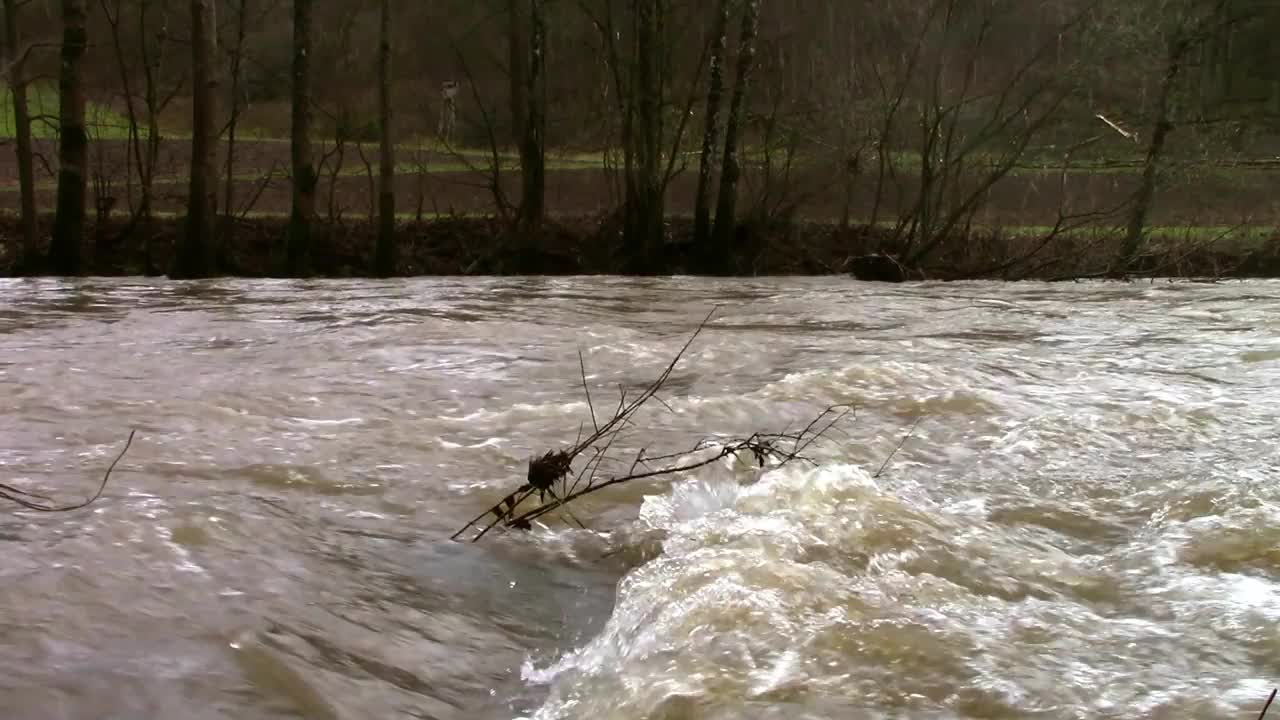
[3,86,1273,184]
[141,208,493,221]
[1139,225,1276,249]
[400,137,603,164]
[237,133,605,163]
[3,88,1273,192]
[999,223,1272,237]
[1,200,1272,247]
[962,223,1276,252]
[0,83,137,140]
[392,156,601,173]
[5,91,1269,185]
[733,143,1279,178]
[0,156,600,192]
[773,216,1274,248]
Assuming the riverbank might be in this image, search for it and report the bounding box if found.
[2,213,1278,280]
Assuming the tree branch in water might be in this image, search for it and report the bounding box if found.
[450,309,853,542]
[1,430,135,512]
[1258,687,1276,720]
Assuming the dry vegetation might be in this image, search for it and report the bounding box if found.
[1,0,1278,278]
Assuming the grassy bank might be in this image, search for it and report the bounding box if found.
[0,83,135,139]
[2,119,1276,279]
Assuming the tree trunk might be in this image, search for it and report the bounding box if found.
[516,0,546,234]
[172,0,218,278]
[508,0,527,147]
[627,0,664,273]
[49,0,88,275]
[95,0,138,269]
[709,0,760,274]
[103,0,142,237]
[2,0,38,272]
[692,0,730,264]
[287,0,316,276]
[138,0,169,276]
[374,0,395,277]
[222,0,248,264]
[1119,37,1185,273]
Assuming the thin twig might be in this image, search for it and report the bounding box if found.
[874,416,921,478]
[0,431,135,512]
[566,306,718,461]
[568,421,625,498]
[650,394,677,415]
[450,306,859,542]
[507,431,816,530]
[455,405,852,541]
[237,160,281,219]
[627,447,648,476]
[579,350,599,435]
[1259,688,1276,720]
[469,486,538,542]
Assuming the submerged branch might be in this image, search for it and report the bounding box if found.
[875,416,922,478]
[450,307,854,542]
[1,430,135,512]
[503,410,851,533]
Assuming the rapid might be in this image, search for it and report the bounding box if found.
[1,277,1278,719]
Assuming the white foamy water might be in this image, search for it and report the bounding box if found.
[1,277,1278,719]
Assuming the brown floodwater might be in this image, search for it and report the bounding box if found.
[1,277,1279,720]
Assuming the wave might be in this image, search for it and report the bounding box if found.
[517,450,1280,719]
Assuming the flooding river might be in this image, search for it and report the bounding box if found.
[1,277,1279,720]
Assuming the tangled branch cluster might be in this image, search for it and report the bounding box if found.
[452,310,852,542]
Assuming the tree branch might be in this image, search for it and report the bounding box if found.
[1,431,136,512]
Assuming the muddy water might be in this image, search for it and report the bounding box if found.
[1,277,1279,720]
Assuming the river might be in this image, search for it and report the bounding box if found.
[1,277,1278,719]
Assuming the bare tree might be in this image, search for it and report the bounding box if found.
[1118,0,1232,271]
[287,0,316,276]
[516,0,546,234]
[625,0,665,272]
[100,0,180,275]
[848,0,1094,270]
[221,0,250,262]
[582,0,663,270]
[374,0,395,276]
[135,0,176,275]
[692,0,730,261]
[709,0,760,271]
[4,0,1272,279]
[508,0,527,146]
[2,0,38,272]
[49,0,88,275]
[172,0,219,278]
[588,0,708,272]
[312,3,362,226]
